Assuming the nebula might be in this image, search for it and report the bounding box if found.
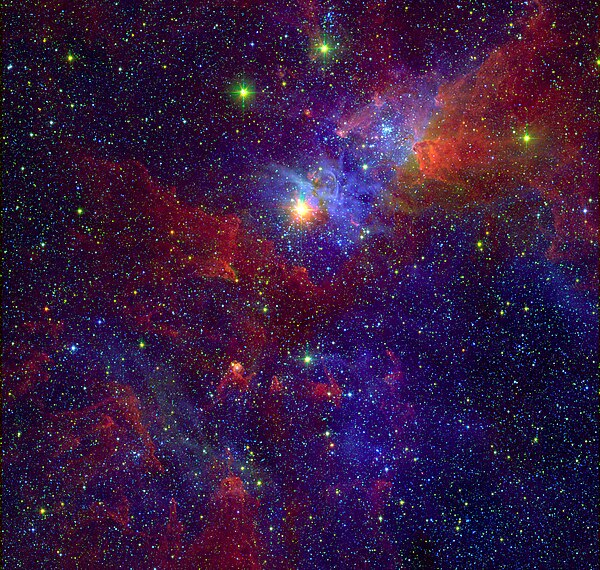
[3,0,598,568]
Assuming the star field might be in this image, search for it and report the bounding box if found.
[2,1,598,569]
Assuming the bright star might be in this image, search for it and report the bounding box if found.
[294,199,311,220]
[234,82,254,103]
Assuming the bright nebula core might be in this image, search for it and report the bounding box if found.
[3,1,598,569]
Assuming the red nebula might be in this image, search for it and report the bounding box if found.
[59,493,138,568]
[269,375,283,393]
[409,3,597,278]
[216,360,255,399]
[254,375,289,447]
[39,153,347,383]
[152,499,185,570]
[7,378,164,517]
[383,349,405,391]
[307,367,342,407]
[368,479,393,519]
[184,474,262,570]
